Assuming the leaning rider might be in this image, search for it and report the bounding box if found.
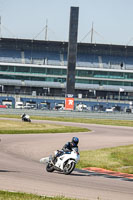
[21,113,26,118]
[52,137,79,163]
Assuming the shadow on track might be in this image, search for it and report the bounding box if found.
[0,169,20,173]
[72,168,133,182]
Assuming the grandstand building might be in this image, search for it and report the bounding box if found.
[1,37,133,100]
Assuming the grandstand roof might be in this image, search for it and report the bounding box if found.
[1,37,133,56]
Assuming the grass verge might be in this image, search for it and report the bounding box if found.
[0,191,76,200]
[77,144,133,174]
[0,114,133,127]
[32,116,133,127]
[0,120,89,134]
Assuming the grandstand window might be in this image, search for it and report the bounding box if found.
[124,82,132,86]
[15,66,30,73]
[61,69,66,75]
[108,72,124,79]
[76,70,92,77]
[0,66,8,71]
[47,68,63,75]
[93,71,108,78]
[125,73,133,79]
[53,78,66,83]
[93,80,106,85]
[8,66,14,72]
[17,76,30,80]
[59,78,65,83]
[45,77,66,82]
[0,66,14,72]
[108,81,123,86]
[54,78,58,82]
[75,78,131,87]
[76,79,93,84]
[46,77,54,82]
[31,77,45,81]
[0,75,12,79]
[0,74,28,80]
[31,67,46,74]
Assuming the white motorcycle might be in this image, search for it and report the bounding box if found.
[21,114,31,122]
[40,147,80,175]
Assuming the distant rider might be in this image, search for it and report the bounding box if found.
[52,137,79,163]
[21,113,26,118]
[21,113,31,122]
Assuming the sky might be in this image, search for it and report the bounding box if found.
[0,0,133,45]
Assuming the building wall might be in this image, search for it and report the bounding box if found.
[1,38,133,100]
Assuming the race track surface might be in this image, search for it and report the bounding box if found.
[0,119,133,200]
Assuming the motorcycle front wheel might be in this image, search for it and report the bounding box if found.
[46,163,55,172]
[63,161,75,175]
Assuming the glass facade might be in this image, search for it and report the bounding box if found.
[0,65,66,76]
[0,64,133,87]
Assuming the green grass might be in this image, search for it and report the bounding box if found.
[77,144,133,174]
[32,116,133,127]
[0,120,89,134]
[0,114,133,127]
[0,191,76,200]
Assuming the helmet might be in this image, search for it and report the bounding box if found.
[72,137,79,146]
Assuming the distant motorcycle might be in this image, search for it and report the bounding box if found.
[21,113,31,122]
[40,147,80,175]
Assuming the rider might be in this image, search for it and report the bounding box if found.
[52,137,79,163]
[21,113,26,118]
[62,137,79,152]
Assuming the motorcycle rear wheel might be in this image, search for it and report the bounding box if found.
[46,163,54,172]
[63,161,75,175]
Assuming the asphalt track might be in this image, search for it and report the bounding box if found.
[0,119,133,200]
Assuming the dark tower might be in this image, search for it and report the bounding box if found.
[66,7,79,96]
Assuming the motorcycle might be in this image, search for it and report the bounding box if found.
[40,147,80,175]
[21,114,31,122]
